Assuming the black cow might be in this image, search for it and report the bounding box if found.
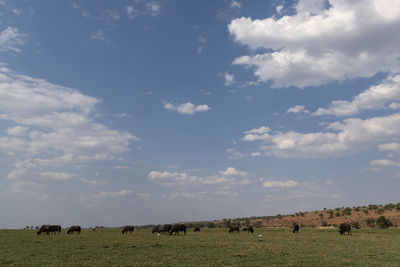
[194,227,200,232]
[293,224,299,234]
[170,224,186,235]
[162,224,172,234]
[229,226,240,233]
[242,227,248,232]
[122,225,135,234]
[248,225,254,233]
[152,224,163,234]
[37,225,61,235]
[67,225,81,235]
[37,225,51,235]
[339,223,352,235]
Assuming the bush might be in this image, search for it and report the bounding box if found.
[335,212,341,217]
[350,221,360,229]
[365,218,376,227]
[207,222,216,228]
[363,209,369,214]
[377,208,385,214]
[396,203,400,211]
[384,203,395,210]
[342,207,352,216]
[376,216,393,229]
[369,204,378,210]
[322,221,328,227]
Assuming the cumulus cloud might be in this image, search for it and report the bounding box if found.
[287,105,309,114]
[148,167,251,186]
[0,27,25,53]
[263,180,298,188]
[222,72,235,86]
[0,66,139,180]
[314,75,400,116]
[220,167,247,176]
[229,0,400,88]
[242,112,400,158]
[163,101,211,115]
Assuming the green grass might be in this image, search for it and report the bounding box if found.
[1,228,400,266]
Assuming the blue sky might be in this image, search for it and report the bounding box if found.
[1,0,400,228]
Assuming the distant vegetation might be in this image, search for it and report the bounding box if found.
[156,203,400,230]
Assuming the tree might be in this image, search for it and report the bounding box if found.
[376,216,393,229]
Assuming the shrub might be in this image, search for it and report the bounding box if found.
[322,221,328,227]
[365,218,376,227]
[384,203,395,210]
[363,209,369,214]
[335,212,341,217]
[350,221,360,229]
[342,207,352,216]
[354,207,360,212]
[377,208,385,214]
[369,204,378,210]
[396,203,400,211]
[329,210,334,218]
[376,216,393,229]
[207,222,216,228]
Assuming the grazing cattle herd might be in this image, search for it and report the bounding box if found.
[33,222,360,237]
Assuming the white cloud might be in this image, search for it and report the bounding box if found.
[0,66,139,179]
[229,0,400,88]
[90,30,109,43]
[167,191,206,200]
[389,102,400,110]
[105,10,120,21]
[251,152,262,157]
[220,167,247,176]
[40,172,75,180]
[148,171,195,182]
[126,6,136,19]
[197,36,207,54]
[6,126,28,136]
[242,126,271,141]
[0,27,25,53]
[94,189,134,199]
[226,148,245,160]
[263,180,298,188]
[230,0,242,9]
[146,2,160,16]
[222,72,235,86]
[276,5,284,14]
[287,105,309,114]
[378,142,400,151]
[163,101,211,115]
[148,167,251,186]
[370,159,400,167]
[314,75,400,116]
[296,0,327,14]
[242,112,400,158]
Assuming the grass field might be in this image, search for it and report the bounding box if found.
[1,227,400,266]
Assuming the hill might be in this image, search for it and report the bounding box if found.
[179,203,400,229]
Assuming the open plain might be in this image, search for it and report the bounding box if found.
[1,227,400,266]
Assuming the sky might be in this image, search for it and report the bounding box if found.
[1,0,400,228]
